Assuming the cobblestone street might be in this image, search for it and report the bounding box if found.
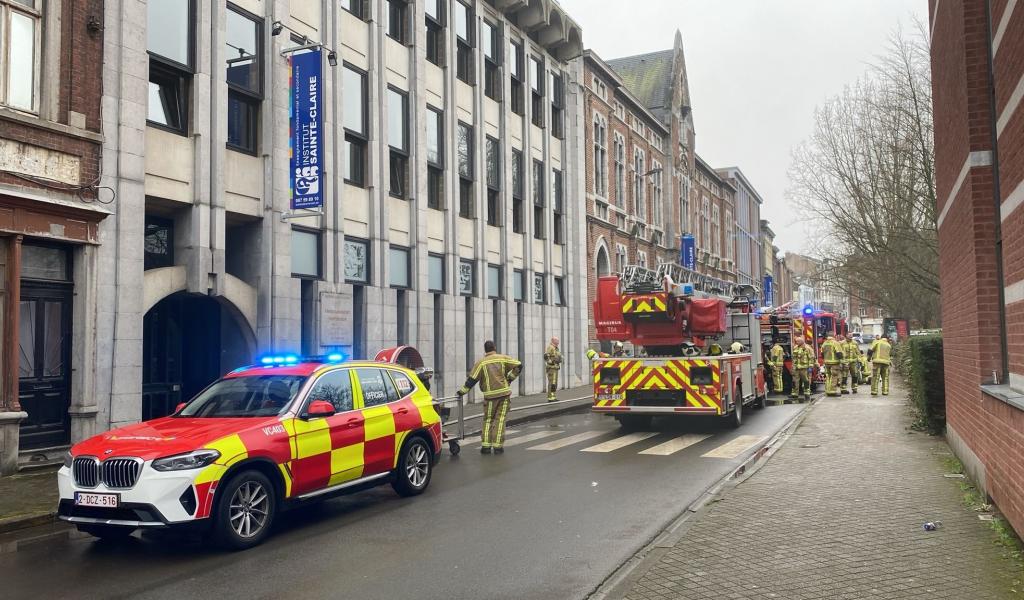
[622,381,1023,600]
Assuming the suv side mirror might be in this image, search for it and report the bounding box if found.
[175,402,187,414]
[306,400,336,419]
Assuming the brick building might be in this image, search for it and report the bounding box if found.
[692,154,736,282]
[930,0,1024,535]
[581,34,696,345]
[0,0,107,474]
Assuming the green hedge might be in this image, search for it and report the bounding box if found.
[895,335,945,434]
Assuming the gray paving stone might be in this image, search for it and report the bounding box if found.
[621,380,1024,599]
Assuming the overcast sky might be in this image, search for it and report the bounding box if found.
[559,0,928,256]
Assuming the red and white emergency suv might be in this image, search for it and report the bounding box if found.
[57,350,442,549]
[591,264,768,429]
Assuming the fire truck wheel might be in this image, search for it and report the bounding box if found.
[615,415,653,431]
[728,392,743,428]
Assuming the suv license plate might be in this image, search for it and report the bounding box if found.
[75,492,119,508]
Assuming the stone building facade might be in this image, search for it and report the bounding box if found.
[0,0,107,474]
[80,0,588,451]
[718,167,762,290]
[930,0,1024,536]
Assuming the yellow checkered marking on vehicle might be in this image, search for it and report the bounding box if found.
[621,294,668,314]
[362,404,397,440]
[292,418,332,458]
[594,359,720,409]
[328,443,364,486]
[194,434,249,485]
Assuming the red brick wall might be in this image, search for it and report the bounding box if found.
[931,0,1024,536]
[0,0,103,195]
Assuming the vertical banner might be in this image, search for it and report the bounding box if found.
[763,275,774,306]
[681,234,696,270]
[290,49,324,210]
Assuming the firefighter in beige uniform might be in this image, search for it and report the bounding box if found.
[544,337,562,402]
[870,336,893,396]
[458,341,522,454]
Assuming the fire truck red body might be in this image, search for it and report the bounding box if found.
[757,304,849,393]
[591,265,768,429]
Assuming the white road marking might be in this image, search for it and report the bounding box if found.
[528,430,607,451]
[502,430,565,447]
[581,432,659,453]
[700,435,767,459]
[638,434,712,456]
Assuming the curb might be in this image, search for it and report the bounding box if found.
[0,511,56,535]
[587,396,820,600]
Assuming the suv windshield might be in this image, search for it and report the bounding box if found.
[178,375,307,418]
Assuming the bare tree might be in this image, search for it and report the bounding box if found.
[788,25,939,326]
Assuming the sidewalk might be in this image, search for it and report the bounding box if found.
[616,380,1023,600]
[0,383,593,534]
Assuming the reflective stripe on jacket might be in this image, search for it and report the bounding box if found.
[842,341,860,363]
[545,345,563,371]
[792,345,815,370]
[770,344,785,366]
[820,339,841,364]
[459,352,523,399]
[872,340,892,365]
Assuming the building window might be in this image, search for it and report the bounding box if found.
[532,159,545,240]
[386,0,410,44]
[613,134,625,208]
[1,0,40,111]
[637,250,647,269]
[344,237,370,284]
[147,0,195,134]
[651,161,663,228]
[389,245,411,288]
[616,244,627,273]
[226,5,262,154]
[724,208,733,262]
[550,71,564,139]
[530,56,544,128]
[486,136,501,226]
[700,197,710,250]
[388,87,409,198]
[425,0,445,66]
[634,149,646,221]
[513,269,524,302]
[593,116,607,198]
[292,228,321,278]
[459,260,475,296]
[511,149,524,233]
[455,0,474,85]
[552,168,564,245]
[553,276,565,306]
[342,0,365,20]
[144,216,174,270]
[428,253,445,293]
[712,205,721,257]
[343,64,368,187]
[509,40,524,115]
[533,272,545,304]
[487,264,502,299]
[458,122,474,218]
[427,105,444,210]
[679,175,689,233]
[482,20,501,101]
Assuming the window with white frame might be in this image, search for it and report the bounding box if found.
[0,0,40,112]
[652,160,663,228]
[593,115,607,198]
[634,149,646,221]
[701,197,710,251]
[616,244,628,273]
[613,134,625,208]
[637,250,647,269]
[724,208,733,262]
[533,272,546,304]
[679,174,689,233]
[712,205,721,257]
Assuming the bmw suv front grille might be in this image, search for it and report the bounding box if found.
[72,457,142,489]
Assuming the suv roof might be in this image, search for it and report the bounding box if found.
[227,360,405,379]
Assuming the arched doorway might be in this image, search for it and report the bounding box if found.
[142,293,254,420]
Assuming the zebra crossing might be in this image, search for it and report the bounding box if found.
[458,426,767,459]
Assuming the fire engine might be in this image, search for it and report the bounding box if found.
[591,263,768,429]
[757,303,848,393]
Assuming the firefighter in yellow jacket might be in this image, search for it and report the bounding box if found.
[870,336,893,396]
[820,333,842,397]
[789,336,814,402]
[840,335,860,394]
[458,341,522,454]
[768,339,786,394]
[544,337,562,402]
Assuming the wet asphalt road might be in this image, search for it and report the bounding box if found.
[0,403,804,600]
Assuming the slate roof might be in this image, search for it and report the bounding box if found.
[606,49,676,123]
